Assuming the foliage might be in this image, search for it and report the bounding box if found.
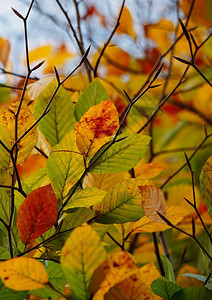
[0,0,211,299]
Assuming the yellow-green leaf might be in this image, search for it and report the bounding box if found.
[34,79,75,147]
[90,134,151,173]
[200,156,212,218]
[61,223,106,300]
[47,130,85,199]
[95,178,147,224]
[64,187,107,210]
[0,257,48,291]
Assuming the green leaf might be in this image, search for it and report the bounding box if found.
[47,130,85,200]
[32,262,66,300]
[61,208,95,231]
[0,187,18,247]
[171,287,212,300]
[64,187,107,210]
[200,155,212,219]
[161,254,175,283]
[0,279,28,300]
[34,79,75,146]
[151,277,182,300]
[74,78,109,121]
[90,134,151,174]
[95,178,145,224]
[0,247,10,259]
[61,223,106,300]
[0,123,11,169]
[183,273,212,290]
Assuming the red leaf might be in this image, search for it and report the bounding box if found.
[17,184,58,245]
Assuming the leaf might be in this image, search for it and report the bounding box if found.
[171,287,212,300]
[61,208,95,231]
[32,262,66,299]
[139,185,166,223]
[182,273,212,290]
[200,156,212,218]
[116,6,136,39]
[95,178,146,224]
[0,101,37,167]
[0,279,28,300]
[74,100,119,159]
[27,76,55,100]
[74,78,109,121]
[104,271,151,300]
[135,162,164,179]
[90,134,151,173]
[0,187,18,247]
[129,206,190,233]
[64,187,107,210]
[61,223,106,300]
[160,255,175,283]
[176,265,203,288]
[47,130,85,199]
[34,79,75,147]
[89,251,139,300]
[151,277,182,300]
[17,184,58,245]
[0,257,48,290]
[139,262,161,287]
[0,124,11,169]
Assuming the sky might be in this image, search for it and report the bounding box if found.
[0,0,179,74]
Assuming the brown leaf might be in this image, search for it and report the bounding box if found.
[17,184,58,245]
[139,185,166,223]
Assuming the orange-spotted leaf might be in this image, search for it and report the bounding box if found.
[0,101,37,167]
[0,257,48,290]
[89,251,139,300]
[17,184,58,245]
[104,271,151,300]
[139,185,166,223]
[74,100,119,158]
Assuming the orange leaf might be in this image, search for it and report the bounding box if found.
[89,251,139,300]
[135,163,164,179]
[74,100,119,158]
[17,184,58,245]
[139,185,166,223]
[116,7,136,39]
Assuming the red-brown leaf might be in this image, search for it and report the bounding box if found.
[17,184,58,245]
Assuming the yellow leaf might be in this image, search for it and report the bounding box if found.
[129,206,190,234]
[61,223,106,300]
[193,83,212,119]
[176,264,202,288]
[139,185,166,223]
[74,100,119,159]
[89,251,139,300]
[83,172,130,192]
[104,270,151,300]
[29,45,51,62]
[0,101,37,167]
[140,262,161,288]
[135,163,164,179]
[117,7,136,39]
[0,257,48,291]
[0,38,10,66]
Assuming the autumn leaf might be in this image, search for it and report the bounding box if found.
[74,78,109,121]
[0,101,37,167]
[94,178,147,224]
[139,185,166,223]
[17,184,58,245]
[34,79,75,147]
[74,100,119,158]
[61,223,106,300]
[89,251,139,300]
[89,133,151,173]
[135,163,164,179]
[47,130,85,199]
[200,155,212,218]
[129,206,190,234]
[176,265,202,288]
[0,257,48,290]
[116,6,136,39]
